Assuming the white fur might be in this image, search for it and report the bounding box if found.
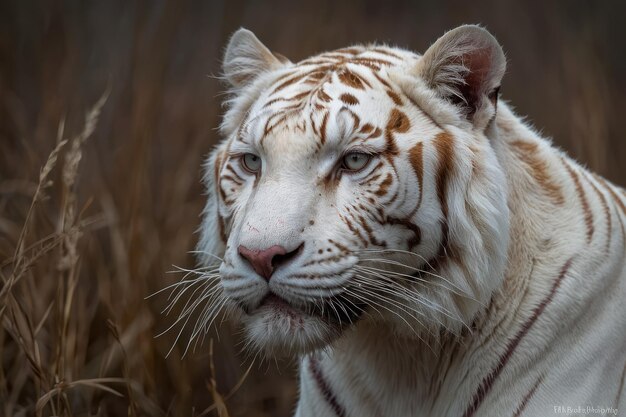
[198,26,626,416]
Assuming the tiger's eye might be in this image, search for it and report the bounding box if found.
[342,152,370,171]
[242,153,262,173]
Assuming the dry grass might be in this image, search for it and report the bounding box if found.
[0,93,279,416]
[3,96,153,416]
[0,1,624,416]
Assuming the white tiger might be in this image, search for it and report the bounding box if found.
[196,25,626,416]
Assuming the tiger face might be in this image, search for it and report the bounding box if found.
[198,26,510,356]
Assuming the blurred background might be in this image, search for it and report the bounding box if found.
[0,1,624,416]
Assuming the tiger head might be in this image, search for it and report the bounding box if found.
[198,25,510,356]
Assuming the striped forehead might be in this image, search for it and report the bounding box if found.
[239,46,418,148]
[261,46,412,107]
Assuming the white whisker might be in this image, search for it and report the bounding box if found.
[352,271,466,328]
[188,250,224,262]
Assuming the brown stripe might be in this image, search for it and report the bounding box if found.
[383,109,409,156]
[462,258,573,417]
[356,214,386,247]
[295,119,306,133]
[584,173,612,252]
[432,132,455,266]
[510,141,565,205]
[561,159,594,243]
[319,111,330,145]
[263,91,310,107]
[349,57,393,67]
[271,72,308,94]
[434,132,455,219]
[334,47,361,55]
[595,174,626,247]
[386,90,403,105]
[302,254,348,266]
[339,93,359,105]
[223,163,243,177]
[357,162,384,185]
[340,214,368,247]
[374,173,393,196]
[310,111,319,136]
[263,112,288,139]
[236,109,252,141]
[285,274,329,280]
[221,175,243,186]
[386,188,399,205]
[338,69,368,89]
[512,375,544,417]
[317,88,332,102]
[268,70,298,88]
[306,70,328,81]
[367,127,382,140]
[409,141,424,211]
[359,179,378,190]
[371,48,403,59]
[328,239,350,254]
[359,123,375,134]
[598,176,626,216]
[309,356,347,417]
[372,70,392,89]
[387,108,410,133]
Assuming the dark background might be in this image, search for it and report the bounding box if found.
[1,1,624,416]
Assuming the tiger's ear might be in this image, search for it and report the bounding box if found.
[416,25,506,125]
[223,28,290,89]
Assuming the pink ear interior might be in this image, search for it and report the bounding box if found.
[418,25,506,121]
[454,47,496,115]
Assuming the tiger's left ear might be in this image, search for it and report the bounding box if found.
[416,25,506,128]
[223,28,291,89]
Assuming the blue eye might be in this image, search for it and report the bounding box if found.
[342,152,370,171]
[242,153,262,173]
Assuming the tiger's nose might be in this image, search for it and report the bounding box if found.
[238,243,304,281]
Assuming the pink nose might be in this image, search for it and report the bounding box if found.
[238,244,302,281]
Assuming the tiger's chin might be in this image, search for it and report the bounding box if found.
[240,295,341,357]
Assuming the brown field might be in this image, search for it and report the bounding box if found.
[1,1,624,416]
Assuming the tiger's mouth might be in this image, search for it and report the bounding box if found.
[254,293,301,317]
[239,288,368,355]
[252,291,366,325]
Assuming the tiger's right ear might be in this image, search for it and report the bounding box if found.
[223,28,290,89]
